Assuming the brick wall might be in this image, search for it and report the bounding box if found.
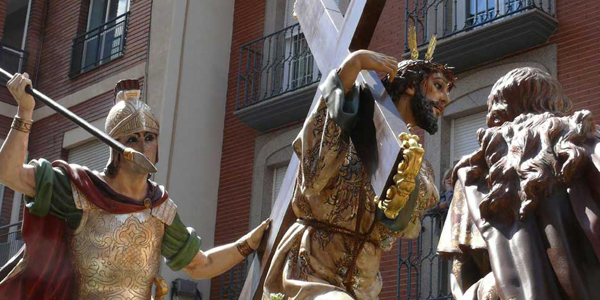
[0,0,150,105]
[24,0,48,79]
[33,0,150,102]
[210,0,265,298]
[0,0,7,39]
[551,0,600,122]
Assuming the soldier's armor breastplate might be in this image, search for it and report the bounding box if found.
[68,184,177,300]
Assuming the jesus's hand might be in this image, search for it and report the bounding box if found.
[339,50,398,94]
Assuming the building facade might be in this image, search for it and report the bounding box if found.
[214,0,600,299]
[0,0,235,298]
[1,0,598,299]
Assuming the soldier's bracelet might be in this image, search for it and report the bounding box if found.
[11,116,33,133]
[236,239,254,257]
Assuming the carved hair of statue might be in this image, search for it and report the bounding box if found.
[452,67,595,225]
[486,67,573,127]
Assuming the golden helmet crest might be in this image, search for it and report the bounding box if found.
[105,79,160,139]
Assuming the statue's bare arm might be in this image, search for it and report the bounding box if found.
[0,73,36,197]
[183,219,271,279]
[338,50,398,94]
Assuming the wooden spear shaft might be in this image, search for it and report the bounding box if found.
[0,68,157,173]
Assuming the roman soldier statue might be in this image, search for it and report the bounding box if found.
[0,74,270,300]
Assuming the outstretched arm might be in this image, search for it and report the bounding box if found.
[0,73,36,197]
[183,219,271,279]
[338,50,398,95]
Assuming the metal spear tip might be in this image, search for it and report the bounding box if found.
[123,148,158,173]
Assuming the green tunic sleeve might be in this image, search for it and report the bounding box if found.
[321,69,361,133]
[24,159,82,229]
[162,213,202,271]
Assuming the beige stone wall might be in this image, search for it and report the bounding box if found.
[146,0,235,298]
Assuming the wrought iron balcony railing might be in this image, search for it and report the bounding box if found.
[405,0,554,49]
[0,44,28,76]
[0,222,23,267]
[236,23,321,110]
[69,12,130,77]
[218,257,248,300]
[396,209,451,300]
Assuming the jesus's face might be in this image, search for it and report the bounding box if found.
[400,71,451,134]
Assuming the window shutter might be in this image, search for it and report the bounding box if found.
[272,165,289,202]
[285,0,298,27]
[68,139,111,172]
[451,111,487,164]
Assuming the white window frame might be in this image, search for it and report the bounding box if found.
[1,0,32,73]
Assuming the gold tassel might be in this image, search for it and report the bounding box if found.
[408,25,419,61]
[424,35,437,61]
[153,276,168,300]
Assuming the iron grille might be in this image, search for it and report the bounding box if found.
[235,23,321,110]
[405,0,555,50]
[395,210,451,300]
[69,12,130,77]
[218,258,248,300]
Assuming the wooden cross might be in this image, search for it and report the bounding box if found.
[239,1,407,298]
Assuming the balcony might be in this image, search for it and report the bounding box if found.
[0,222,23,267]
[0,44,28,76]
[69,12,130,77]
[403,0,558,72]
[234,23,321,132]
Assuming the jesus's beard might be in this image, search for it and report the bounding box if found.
[411,89,439,134]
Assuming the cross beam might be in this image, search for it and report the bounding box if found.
[239,1,406,299]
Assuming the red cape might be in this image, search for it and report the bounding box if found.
[0,161,168,300]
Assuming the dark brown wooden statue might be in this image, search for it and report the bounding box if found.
[437,67,600,300]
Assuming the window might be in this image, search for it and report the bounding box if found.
[68,139,111,172]
[466,0,496,26]
[282,0,318,89]
[71,0,130,76]
[272,165,288,203]
[0,0,31,74]
[450,111,488,165]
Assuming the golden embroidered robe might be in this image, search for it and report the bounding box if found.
[263,70,439,300]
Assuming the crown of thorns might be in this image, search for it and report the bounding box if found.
[395,60,456,90]
[397,25,456,89]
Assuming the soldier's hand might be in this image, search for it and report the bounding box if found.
[7,73,35,112]
[245,218,272,250]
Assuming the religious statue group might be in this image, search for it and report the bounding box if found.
[0,6,599,300]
